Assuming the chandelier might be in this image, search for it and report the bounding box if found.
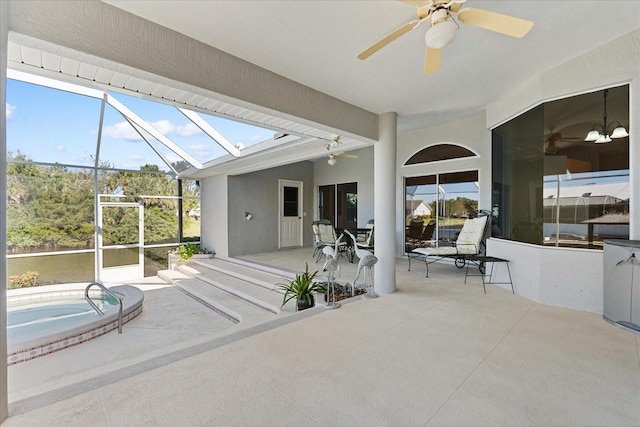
[584,89,629,143]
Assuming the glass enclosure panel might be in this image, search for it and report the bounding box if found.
[492,105,545,243]
[144,247,175,277]
[144,198,180,244]
[6,79,102,166]
[493,85,629,248]
[7,164,95,253]
[8,252,95,287]
[103,247,138,268]
[109,93,228,164]
[102,206,139,246]
[99,103,178,172]
[197,112,281,151]
[6,75,202,287]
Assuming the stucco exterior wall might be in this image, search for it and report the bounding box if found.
[227,161,314,256]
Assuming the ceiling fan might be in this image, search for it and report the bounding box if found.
[544,132,584,155]
[357,0,534,74]
[324,136,358,165]
[327,152,359,166]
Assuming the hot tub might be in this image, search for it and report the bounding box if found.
[7,284,144,365]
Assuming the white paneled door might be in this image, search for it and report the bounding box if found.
[279,180,303,248]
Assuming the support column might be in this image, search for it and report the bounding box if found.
[629,82,639,240]
[374,112,397,294]
[1,0,9,422]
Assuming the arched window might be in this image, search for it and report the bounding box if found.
[405,143,476,165]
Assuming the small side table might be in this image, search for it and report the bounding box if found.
[464,255,514,294]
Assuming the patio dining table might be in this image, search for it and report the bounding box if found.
[336,227,373,263]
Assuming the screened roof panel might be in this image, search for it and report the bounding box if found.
[6,79,102,166]
[99,103,183,172]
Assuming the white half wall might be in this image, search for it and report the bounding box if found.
[487,239,604,314]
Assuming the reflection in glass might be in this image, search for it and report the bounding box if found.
[493,85,629,248]
[405,171,478,253]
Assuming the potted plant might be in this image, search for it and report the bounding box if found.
[168,243,214,270]
[277,263,326,311]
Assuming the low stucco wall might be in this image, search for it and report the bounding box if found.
[487,238,604,314]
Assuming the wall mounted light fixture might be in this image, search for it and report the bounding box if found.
[244,212,252,221]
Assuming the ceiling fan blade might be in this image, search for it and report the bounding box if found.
[342,154,359,159]
[424,47,441,75]
[458,8,533,38]
[358,19,422,60]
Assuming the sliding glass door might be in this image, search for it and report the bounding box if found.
[318,182,357,228]
[404,171,478,252]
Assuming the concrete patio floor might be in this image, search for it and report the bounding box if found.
[4,247,640,426]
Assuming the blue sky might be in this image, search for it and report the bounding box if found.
[6,78,276,172]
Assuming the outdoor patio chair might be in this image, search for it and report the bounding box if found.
[354,226,374,254]
[312,221,348,263]
[408,214,489,277]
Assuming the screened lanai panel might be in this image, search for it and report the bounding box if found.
[6,79,102,166]
[100,101,191,172]
[7,164,95,253]
[197,111,283,151]
[109,92,230,163]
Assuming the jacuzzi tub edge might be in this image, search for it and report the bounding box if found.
[7,284,144,365]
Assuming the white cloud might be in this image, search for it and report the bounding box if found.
[164,152,182,164]
[56,145,65,152]
[128,154,144,160]
[150,119,174,135]
[6,103,16,119]
[103,121,142,141]
[188,143,209,151]
[175,122,202,137]
[104,119,203,142]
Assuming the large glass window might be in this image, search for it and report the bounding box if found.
[405,171,478,252]
[492,85,629,248]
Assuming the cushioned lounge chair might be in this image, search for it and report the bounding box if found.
[408,215,489,277]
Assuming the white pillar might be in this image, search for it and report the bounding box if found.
[1,0,9,422]
[374,112,397,294]
[629,82,639,240]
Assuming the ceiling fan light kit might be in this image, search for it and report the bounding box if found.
[327,155,337,166]
[584,89,629,143]
[424,9,457,49]
[357,0,534,75]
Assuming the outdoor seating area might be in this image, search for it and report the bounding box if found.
[408,213,490,277]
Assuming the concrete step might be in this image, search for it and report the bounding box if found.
[157,269,287,324]
[176,262,291,315]
[191,256,296,291]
